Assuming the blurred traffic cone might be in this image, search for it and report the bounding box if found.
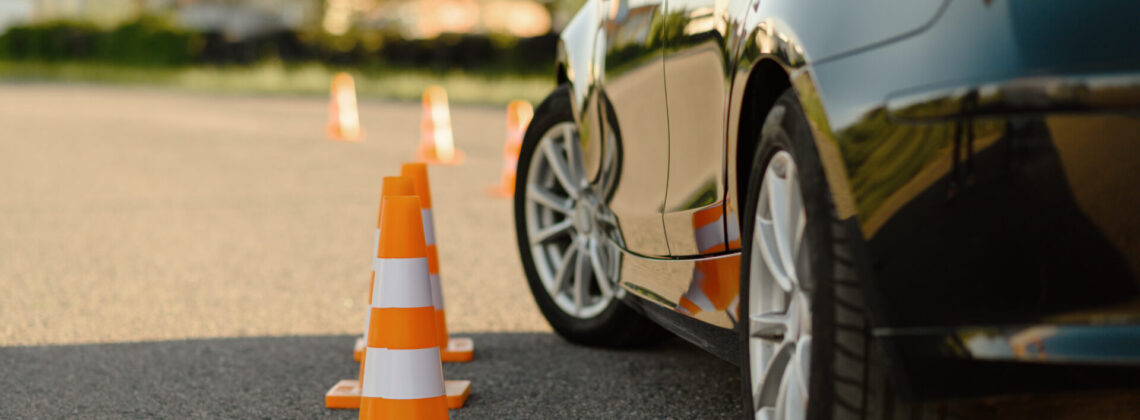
[327,72,363,142]
[360,195,470,417]
[402,162,474,363]
[486,100,534,197]
[677,204,741,318]
[327,176,416,409]
[417,86,464,165]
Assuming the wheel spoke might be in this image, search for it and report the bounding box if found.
[793,337,811,397]
[778,338,809,420]
[758,341,795,408]
[572,240,591,315]
[588,238,614,298]
[547,244,577,295]
[542,139,579,199]
[527,184,573,215]
[562,123,584,183]
[531,219,574,245]
[750,311,788,342]
[765,164,798,283]
[757,407,776,420]
[596,210,618,228]
[756,217,793,293]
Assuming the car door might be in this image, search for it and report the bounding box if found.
[660,0,743,257]
[598,0,672,257]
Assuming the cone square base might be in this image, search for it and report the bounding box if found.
[326,121,364,142]
[418,148,466,165]
[441,337,475,363]
[324,379,471,410]
[445,379,471,409]
[325,379,361,409]
[353,336,365,362]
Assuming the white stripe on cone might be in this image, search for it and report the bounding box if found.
[422,209,436,245]
[360,347,447,400]
[430,273,443,310]
[694,213,726,251]
[421,208,446,312]
[379,347,446,399]
[361,347,389,398]
[364,228,382,345]
[684,271,716,312]
[373,257,432,308]
[726,212,740,243]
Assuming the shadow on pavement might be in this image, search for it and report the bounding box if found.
[0,333,741,419]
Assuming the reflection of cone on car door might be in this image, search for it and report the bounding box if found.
[677,204,741,319]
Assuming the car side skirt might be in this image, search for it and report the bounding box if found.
[614,248,743,365]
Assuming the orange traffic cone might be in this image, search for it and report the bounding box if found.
[676,204,741,318]
[402,162,474,362]
[359,196,470,418]
[353,164,475,363]
[487,100,534,197]
[417,86,464,165]
[327,72,363,142]
[327,176,416,409]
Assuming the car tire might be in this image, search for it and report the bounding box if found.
[514,85,668,348]
[737,88,938,420]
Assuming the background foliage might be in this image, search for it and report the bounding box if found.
[0,17,557,75]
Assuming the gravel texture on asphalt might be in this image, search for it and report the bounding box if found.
[0,333,741,419]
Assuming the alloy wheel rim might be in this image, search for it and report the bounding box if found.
[524,122,622,319]
[749,150,811,420]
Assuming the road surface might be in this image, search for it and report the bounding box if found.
[0,84,741,418]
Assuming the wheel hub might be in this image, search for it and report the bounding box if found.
[573,194,597,234]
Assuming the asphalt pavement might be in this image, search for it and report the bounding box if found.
[0,83,546,344]
[0,333,740,419]
[0,83,741,418]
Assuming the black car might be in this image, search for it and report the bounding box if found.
[513,0,1140,418]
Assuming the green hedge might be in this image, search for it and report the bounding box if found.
[0,18,555,73]
[0,17,200,66]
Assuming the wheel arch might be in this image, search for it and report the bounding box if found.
[732,59,792,222]
[728,9,861,230]
[554,0,602,125]
[555,61,569,86]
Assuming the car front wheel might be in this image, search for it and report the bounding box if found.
[740,88,908,420]
[514,86,666,347]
